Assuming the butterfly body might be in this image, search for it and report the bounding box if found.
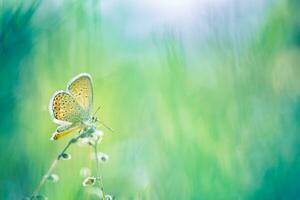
[49,73,95,140]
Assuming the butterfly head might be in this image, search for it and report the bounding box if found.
[91,116,98,123]
[89,106,101,124]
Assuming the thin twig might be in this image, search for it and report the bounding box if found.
[30,134,82,199]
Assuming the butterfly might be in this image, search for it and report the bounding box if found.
[49,73,97,140]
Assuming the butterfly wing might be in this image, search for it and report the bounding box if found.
[67,73,93,115]
[51,123,82,140]
[49,91,87,125]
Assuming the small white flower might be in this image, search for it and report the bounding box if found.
[46,174,59,183]
[90,152,109,163]
[82,176,96,186]
[80,167,91,177]
[94,129,104,137]
[78,138,95,146]
[78,138,89,145]
[105,194,113,200]
[89,129,104,142]
[89,134,99,142]
[60,153,71,160]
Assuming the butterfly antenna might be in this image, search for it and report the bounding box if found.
[93,106,114,133]
[99,121,114,133]
[93,106,101,116]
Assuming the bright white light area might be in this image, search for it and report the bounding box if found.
[98,0,267,41]
[144,0,197,21]
[100,0,230,26]
[141,0,229,23]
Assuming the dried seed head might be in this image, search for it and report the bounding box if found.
[46,174,59,183]
[82,177,96,186]
[80,167,91,177]
[60,153,71,160]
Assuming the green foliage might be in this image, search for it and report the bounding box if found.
[1,0,300,199]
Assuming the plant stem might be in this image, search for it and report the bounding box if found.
[30,134,82,199]
[93,138,106,200]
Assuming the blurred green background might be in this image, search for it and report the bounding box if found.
[1,0,300,199]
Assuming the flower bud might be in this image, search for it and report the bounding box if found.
[82,177,96,186]
[60,153,71,160]
[78,138,95,146]
[46,174,59,183]
[90,152,109,163]
[94,130,104,137]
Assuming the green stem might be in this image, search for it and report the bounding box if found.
[30,134,82,199]
[93,139,106,199]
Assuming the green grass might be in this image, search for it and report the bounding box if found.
[1,0,300,199]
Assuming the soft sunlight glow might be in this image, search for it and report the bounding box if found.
[149,0,196,16]
[143,0,228,22]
